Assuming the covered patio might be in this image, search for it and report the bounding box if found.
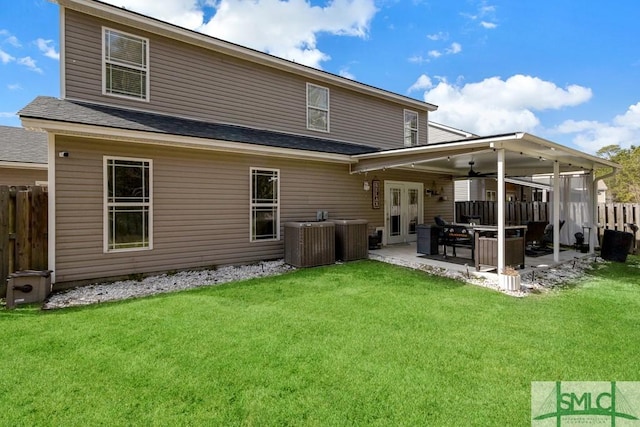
[351,132,620,280]
[368,241,589,280]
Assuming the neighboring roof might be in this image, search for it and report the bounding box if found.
[0,125,48,165]
[19,96,379,156]
[56,0,437,113]
[428,121,477,138]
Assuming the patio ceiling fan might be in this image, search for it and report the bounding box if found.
[463,161,495,179]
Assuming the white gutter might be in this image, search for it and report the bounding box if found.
[0,161,47,170]
[504,177,551,191]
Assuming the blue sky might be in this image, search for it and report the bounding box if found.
[1,0,639,154]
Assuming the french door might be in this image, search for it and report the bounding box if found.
[385,181,424,244]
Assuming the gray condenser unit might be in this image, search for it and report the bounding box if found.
[284,221,335,267]
[333,219,368,261]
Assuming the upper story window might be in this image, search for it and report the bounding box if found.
[103,28,149,101]
[307,83,329,132]
[404,110,418,146]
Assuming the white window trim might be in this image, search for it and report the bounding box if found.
[306,83,330,133]
[486,190,496,201]
[103,156,153,253]
[404,109,419,147]
[102,27,150,102]
[249,167,280,242]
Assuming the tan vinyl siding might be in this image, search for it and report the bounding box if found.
[53,136,450,285]
[64,9,429,150]
[428,124,468,144]
[454,180,470,202]
[0,167,47,186]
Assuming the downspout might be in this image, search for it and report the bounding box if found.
[591,169,618,253]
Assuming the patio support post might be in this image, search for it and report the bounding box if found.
[590,171,596,254]
[497,149,505,275]
[553,160,560,262]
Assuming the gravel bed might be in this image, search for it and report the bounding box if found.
[369,252,604,297]
[43,260,295,310]
[40,254,603,310]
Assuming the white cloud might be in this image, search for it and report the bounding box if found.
[17,56,43,73]
[339,67,354,79]
[1,30,21,47]
[426,31,448,41]
[408,54,428,64]
[445,42,461,54]
[199,0,377,68]
[463,1,497,29]
[36,38,60,60]
[7,83,22,90]
[414,74,592,135]
[0,48,14,64]
[425,42,460,60]
[555,102,640,153]
[0,112,16,118]
[103,0,377,69]
[6,35,21,48]
[408,74,433,93]
[102,0,205,29]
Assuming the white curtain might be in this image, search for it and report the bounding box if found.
[549,174,593,246]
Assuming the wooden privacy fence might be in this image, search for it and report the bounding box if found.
[597,203,640,232]
[456,201,640,248]
[0,186,48,296]
[455,201,549,225]
[597,203,640,250]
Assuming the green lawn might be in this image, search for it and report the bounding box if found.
[1,258,639,426]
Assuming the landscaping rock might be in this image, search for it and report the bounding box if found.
[43,260,295,310]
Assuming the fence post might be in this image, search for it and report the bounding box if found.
[16,190,32,271]
[0,186,9,296]
[30,186,48,270]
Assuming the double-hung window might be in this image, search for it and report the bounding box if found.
[105,157,152,252]
[307,83,329,132]
[404,110,419,146]
[250,168,279,241]
[103,28,149,100]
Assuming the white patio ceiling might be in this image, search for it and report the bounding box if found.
[350,132,619,176]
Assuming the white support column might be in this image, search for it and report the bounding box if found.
[553,161,560,262]
[497,149,505,275]
[590,171,597,254]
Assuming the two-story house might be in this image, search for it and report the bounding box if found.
[18,0,453,286]
[20,0,619,287]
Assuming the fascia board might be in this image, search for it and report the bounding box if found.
[0,161,48,170]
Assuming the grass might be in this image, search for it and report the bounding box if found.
[1,257,639,426]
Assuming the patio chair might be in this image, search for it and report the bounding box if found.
[540,220,565,248]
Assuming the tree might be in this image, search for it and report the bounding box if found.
[596,144,640,203]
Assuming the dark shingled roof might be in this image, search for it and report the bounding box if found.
[19,96,380,156]
[0,125,48,164]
